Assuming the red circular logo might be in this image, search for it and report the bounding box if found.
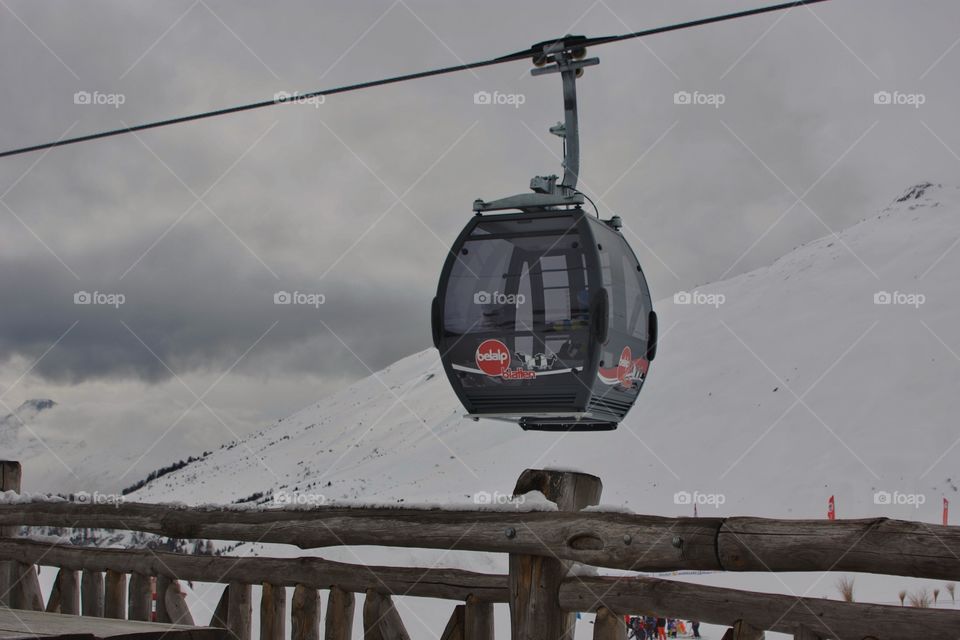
[476,339,510,376]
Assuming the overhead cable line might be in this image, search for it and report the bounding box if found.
[0,0,829,159]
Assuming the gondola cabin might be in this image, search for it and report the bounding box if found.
[431,37,657,430]
[432,208,657,431]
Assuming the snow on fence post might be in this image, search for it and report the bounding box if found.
[508,468,603,640]
[127,572,152,621]
[260,582,286,640]
[104,569,126,619]
[323,585,352,640]
[592,606,626,640]
[0,461,21,509]
[0,461,22,608]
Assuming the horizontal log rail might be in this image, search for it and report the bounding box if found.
[2,501,959,579]
[0,539,509,602]
[560,576,960,638]
[3,537,957,640]
[5,464,960,640]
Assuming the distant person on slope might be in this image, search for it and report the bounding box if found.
[646,616,658,639]
[656,617,667,640]
[628,616,646,640]
[691,620,701,638]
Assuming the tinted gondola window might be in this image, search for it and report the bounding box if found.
[442,220,588,336]
[599,237,650,342]
[441,218,594,389]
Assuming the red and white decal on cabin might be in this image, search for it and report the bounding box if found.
[476,339,511,375]
[474,339,537,379]
[598,346,648,388]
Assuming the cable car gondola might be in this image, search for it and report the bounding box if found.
[432,38,657,431]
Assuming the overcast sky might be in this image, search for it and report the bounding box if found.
[1,0,958,484]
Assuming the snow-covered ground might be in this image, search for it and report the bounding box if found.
[15,183,960,638]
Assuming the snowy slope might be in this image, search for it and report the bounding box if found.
[120,183,960,636]
[133,183,960,520]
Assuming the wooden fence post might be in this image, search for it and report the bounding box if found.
[165,580,195,625]
[509,468,603,640]
[227,581,252,640]
[363,589,411,640]
[1,463,44,614]
[59,568,81,615]
[593,607,626,640]
[10,562,43,611]
[793,625,821,639]
[721,620,765,640]
[127,572,152,621]
[156,574,172,622]
[261,582,286,640]
[211,584,231,628]
[45,577,61,613]
[0,461,22,608]
[291,584,319,640]
[440,605,465,640]
[324,585,352,640]
[81,569,104,617]
[104,570,127,619]
[464,594,493,640]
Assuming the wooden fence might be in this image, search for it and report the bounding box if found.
[1,460,959,639]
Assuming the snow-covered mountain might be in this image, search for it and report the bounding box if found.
[1,398,55,430]
[132,183,960,524]
[28,183,960,638]
[0,399,59,457]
